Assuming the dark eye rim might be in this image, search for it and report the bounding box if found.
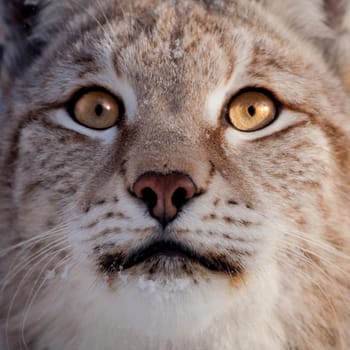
[66,86,125,130]
[224,87,281,132]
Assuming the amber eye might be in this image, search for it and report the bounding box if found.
[72,90,122,130]
[227,90,277,132]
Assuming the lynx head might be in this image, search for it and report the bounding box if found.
[0,0,350,349]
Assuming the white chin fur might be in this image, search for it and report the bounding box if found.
[84,273,234,340]
[37,267,241,350]
[29,258,280,350]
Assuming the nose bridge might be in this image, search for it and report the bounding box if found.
[127,125,204,177]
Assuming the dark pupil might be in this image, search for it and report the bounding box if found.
[95,104,104,116]
[247,105,255,117]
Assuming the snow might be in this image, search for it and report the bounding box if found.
[46,269,56,280]
[136,276,191,297]
[117,271,192,299]
[60,265,70,280]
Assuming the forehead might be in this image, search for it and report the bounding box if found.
[97,4,237,82]
[66,1,312,83]
[18,0,326,122]
[59,2,266,106]
[110,2,240,113]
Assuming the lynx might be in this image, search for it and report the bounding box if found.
[0,0,350,349]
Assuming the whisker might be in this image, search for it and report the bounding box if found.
[257,211,350,261]
[276,243,347,296]
[0,223,69,258]
[21,253,73,350]
[274,247,346,348]
[0,237,69,299]
[284,230,349,259]
[5,246,70,350]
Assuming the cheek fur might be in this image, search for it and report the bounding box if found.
[1,0,350,349]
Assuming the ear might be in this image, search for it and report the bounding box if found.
[263,0,350,92]
[0,0,43,91]
[324,0,350,93]
[0,0,76,92]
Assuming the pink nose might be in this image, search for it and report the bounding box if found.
[133,173,197,227]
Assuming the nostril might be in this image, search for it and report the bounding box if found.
[141,187,158,210]
[171,187,188,210]
[132,172,198,227]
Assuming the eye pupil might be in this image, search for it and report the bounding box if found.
[95,104,104,116]
[247,105,255,117]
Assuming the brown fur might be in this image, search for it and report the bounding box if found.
[0,1,350,349]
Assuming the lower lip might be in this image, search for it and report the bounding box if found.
[123,252,192,270]
[99,250,241,276]
[128,253,242,276]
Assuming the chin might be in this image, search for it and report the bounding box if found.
[99,270,236,339]
[46,254,276,350]
[84,236,245,335]
[37,260,243,350]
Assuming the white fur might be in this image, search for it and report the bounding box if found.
[1,1,350,349]
[29,259,282,350]
[50,110,118,143]
[224,111,305,144]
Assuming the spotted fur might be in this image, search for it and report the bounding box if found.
[0,0,350,349]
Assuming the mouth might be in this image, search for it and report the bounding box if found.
[98,240,242,275]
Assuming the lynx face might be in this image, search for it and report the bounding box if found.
[0,0,350,349]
